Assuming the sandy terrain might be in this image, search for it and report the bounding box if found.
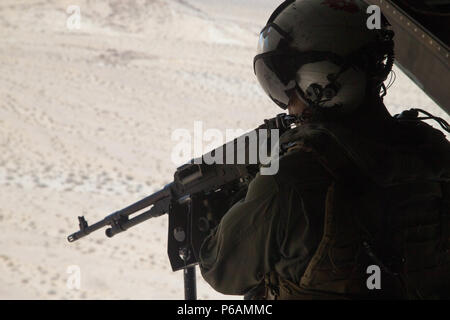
[0,0,448,299]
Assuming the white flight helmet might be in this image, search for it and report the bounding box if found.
[254,0,394,113]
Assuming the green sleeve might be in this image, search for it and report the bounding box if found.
[198,173,282,295]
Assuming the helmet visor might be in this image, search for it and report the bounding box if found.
[255,23,349,109]
[254,55,297,109]
[255,24,296,109]
[257,24,290,55]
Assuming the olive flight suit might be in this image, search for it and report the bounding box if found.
[199,114,450,299]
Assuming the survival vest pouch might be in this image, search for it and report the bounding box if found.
[264,120,450,300]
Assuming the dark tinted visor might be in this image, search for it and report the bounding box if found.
[255,24,295,108]
[257,24,291,55]
[254,55,296,109]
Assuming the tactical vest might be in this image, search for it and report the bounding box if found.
[264,120,450,300]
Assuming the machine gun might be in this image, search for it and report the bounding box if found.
[67,113,297,299]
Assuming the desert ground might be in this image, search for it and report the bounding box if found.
[0,0,448,299]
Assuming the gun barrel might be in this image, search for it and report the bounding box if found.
[67,218,109,242]
[67,184,173,242]
[105,197,170,238]
[110,184,172,218]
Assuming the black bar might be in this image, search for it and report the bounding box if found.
[108,185,172,218]
[105,197,170,238]
[184,266,197,300]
